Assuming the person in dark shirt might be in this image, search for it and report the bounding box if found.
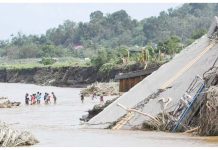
[100,94,104,106]
[44,93,48,104]
[81,94,84,103]
[25,93,29,105]
[52,92,57,104]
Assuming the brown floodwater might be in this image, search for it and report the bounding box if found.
[0,83,217,147]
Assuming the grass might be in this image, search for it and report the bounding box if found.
[0,56,164,70]
[0,57,90,70]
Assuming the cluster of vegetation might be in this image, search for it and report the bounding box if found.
[40,57,57,65]
[0,57,88,69]
[0,3,214,69]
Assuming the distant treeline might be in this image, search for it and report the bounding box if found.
[0,3,216,60]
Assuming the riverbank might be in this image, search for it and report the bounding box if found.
[0,62,161,88]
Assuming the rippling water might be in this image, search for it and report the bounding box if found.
[0,83,217,147]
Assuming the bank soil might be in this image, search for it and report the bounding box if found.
[0,63,161,87]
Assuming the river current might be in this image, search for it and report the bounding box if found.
[0,83,217,147]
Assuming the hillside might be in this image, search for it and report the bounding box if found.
[0,3,217,61]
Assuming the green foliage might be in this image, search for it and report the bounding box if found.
[146,42,155,57]
[143,3,216,44]
[157,36,182,55]
[41,44,70,57]
[109,56,123,65]
[91,49,108,68]
[0,48,6,57]
[0,57,88,70]
[99,62,116,74]
[117,47,129,58]
[40,57,57,65]
[186,39,195,46]
[191,29,207,39]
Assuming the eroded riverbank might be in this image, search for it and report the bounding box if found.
[0,62,156,87]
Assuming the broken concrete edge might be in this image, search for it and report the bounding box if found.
[82,107,128,129]
[80,97,119,122]
[208,16,218,39]
[134,88,168,110]
[102,89,168,130]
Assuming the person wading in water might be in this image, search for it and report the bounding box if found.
[36,92,41,104]
[52,92,57,104]
[25,93,29,105]
[81,94,84,103]
[100,93,104,106]
[31,94,36,105]
[44,93,48,104]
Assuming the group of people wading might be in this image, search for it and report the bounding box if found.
[80,92,104,106]
[25,92,57,105]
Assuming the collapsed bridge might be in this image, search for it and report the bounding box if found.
[86,16,218,133]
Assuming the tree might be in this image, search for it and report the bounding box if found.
[90,11,104,22]
[91,48,108,68]
[157,36,182,55]
[1,3,218,61]
[191,29,207,39]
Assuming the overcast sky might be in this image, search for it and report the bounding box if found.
[0,3,181,40]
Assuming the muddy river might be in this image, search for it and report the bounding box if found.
[0,83,217,147]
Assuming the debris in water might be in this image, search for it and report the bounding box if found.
[0,97,21,108]
[81,82,119,97]
[199,86,218,135]
[0,121,39,147]
[142,61,218,135]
